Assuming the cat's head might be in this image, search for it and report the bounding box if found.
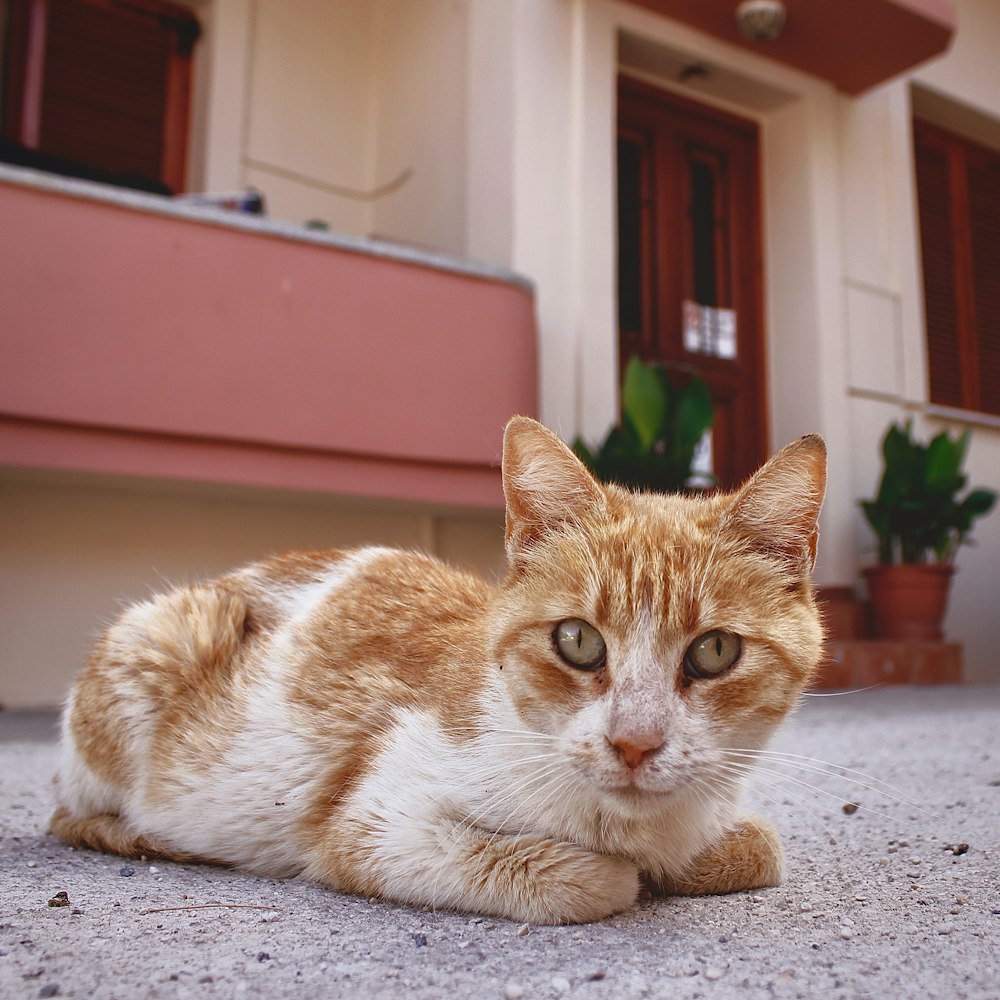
[493,416,826,812]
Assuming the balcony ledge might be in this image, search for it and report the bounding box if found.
[0,165,538,509]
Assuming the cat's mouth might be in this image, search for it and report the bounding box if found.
[592,755,709,802]
[597,768,680,801]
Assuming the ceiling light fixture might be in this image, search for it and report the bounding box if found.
[735,0,787,42]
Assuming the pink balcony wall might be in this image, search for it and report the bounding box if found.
[0,167,538,508]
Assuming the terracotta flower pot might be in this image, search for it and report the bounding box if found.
[863,563,955,641]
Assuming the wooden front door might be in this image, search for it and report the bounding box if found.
[617,76,768,488]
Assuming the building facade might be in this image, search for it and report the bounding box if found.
[2,0,998,705]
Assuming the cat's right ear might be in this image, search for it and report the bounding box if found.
[724,433,827,577]
[502,417,607,565]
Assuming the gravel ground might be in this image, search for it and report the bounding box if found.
[1,686,998,1000]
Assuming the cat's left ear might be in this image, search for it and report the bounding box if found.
[724,434,827,576]
[502,416,607,565]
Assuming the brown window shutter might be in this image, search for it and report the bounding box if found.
[914,125,964,409]
[41,0,171,183]
[967,153,1000,416]
[3,0,200,193]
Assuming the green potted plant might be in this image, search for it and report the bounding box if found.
[860,420,996,640]
[573,356,714,493]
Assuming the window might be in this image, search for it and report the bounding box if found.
[2,0,200,193]
[914,118,1000,417]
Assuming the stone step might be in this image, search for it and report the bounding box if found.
[812,640,962,690]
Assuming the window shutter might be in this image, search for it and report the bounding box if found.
[967,154,1000,416]
[3,0,200,193]
[41,0,170,183]
[914,127,964,409]
[914,118,1000,417]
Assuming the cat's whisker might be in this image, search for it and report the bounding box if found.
[800,684,884,697]
[713,760,837,833]
[446,755,568,835]
[421,754,562,825]
[719,757,909,827]
[714,759,911,917]
[722,748,932,817]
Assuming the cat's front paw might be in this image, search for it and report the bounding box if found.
[653,815,784,897]
[510,843,640,925]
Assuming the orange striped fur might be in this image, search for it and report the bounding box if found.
[51,417,826,924]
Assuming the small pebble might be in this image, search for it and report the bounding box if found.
[47,892,70,908]
[586,970,606,981]
[504,984,525,1000]
[257,952,271,962]
[39,986,60,999]
[937,924,955,935]
[552,976,571,993]
[705,967,724,980]
[148,866,160,874]
[26,861,38,868]
[412,933,428,948]
[750,895,765,903]
[118,866,135,878]
[515,924,531,937]
[842,802,859,815]
[839,929,855,940]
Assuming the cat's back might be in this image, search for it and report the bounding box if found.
[231,544,496,726]
[69,544,494,747]
[56,546,494,871]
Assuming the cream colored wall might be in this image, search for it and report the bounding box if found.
[0,471,506,709]
[369,0,468,254]
[241,0,375,231]
[837,0,1000,682]
[188,0,469,246]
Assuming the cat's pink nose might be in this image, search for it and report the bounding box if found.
[610,736,663,770]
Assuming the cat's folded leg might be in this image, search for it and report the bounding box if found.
[311,814,639,925]
[651,814,784,897]
[434,825,641,924]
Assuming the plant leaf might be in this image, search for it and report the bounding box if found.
[925,430,965,492]
[621,356,667,453]
[961,488,997,518]
[672,376,714,458]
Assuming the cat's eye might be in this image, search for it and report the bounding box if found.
[684,630,742,679]
[553,619,606,670]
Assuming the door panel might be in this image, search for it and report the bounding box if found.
[618,77,768,487]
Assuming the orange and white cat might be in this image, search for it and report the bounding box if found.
[51,417,826,924]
